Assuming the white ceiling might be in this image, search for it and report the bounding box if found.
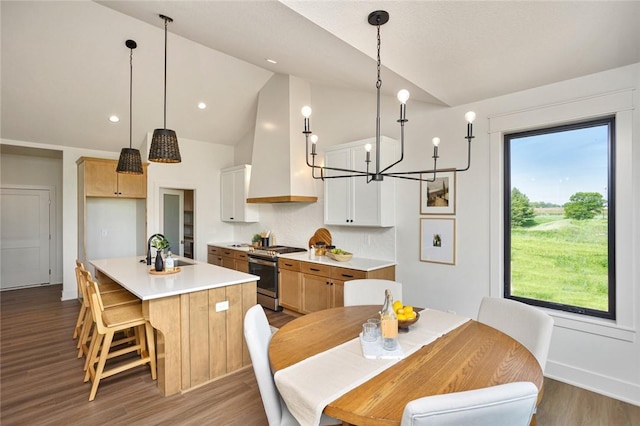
[2,1,639,153]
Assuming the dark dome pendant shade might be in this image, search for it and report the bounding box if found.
[116,39,144,175]
[149,14,181,163]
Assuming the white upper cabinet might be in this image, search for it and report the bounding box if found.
[324,137,396,227]
[220,165,259,223]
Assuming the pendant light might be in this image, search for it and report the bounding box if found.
[116,39,144,175]
[149,14,181,163]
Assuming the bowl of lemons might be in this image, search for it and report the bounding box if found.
[393,300,420,330]
[327,248,353,262]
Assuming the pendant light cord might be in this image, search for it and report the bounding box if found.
[129,46,133,149]
[163,16,168,129]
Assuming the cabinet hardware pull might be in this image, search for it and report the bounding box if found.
[342,274,354,278]
[311,268,320,271]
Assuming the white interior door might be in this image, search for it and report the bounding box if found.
[1,188,50,289]
[159,188,184,256]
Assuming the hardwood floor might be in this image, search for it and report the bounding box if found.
[1,285,638,425]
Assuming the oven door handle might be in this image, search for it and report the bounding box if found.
[248,257,277,267]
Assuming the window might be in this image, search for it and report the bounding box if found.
[504,117,615,319]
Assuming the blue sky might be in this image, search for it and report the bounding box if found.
[510,124,609,205]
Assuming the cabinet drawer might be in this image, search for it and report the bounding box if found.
[332,267,366,281]
[300,262,332,277]
[279,259,300,272]
[234,251,249,261]
[220,248,235,257]
[208,246,219,256]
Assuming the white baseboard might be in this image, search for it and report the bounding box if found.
[546,360,640,407]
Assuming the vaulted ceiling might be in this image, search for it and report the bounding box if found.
[2,1,639,153]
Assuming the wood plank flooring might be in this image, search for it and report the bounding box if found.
[1,284,638,425]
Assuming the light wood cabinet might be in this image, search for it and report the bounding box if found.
[324,137,396,227]
[207,245,248,272]
[76,157,147,267]
[279,259,301,312]
[79,157,147,198]
[220,165,259,222]
[277,259,395,315]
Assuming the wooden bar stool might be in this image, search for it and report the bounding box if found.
[83,277,156,401]
[73,261,128,341]
[76,268,140,360]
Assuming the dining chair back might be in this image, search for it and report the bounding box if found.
[401,381,539,426]
[477,297,554,370]
[243,304,339,426]
[343,279,402,307]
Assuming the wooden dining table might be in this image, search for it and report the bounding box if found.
[269,305,544,426]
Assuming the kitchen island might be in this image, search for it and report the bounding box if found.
[91,256,258,396]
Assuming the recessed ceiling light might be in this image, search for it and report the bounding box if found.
[198,102,207,110]
[109,115,120,123]
[265,58,277,64]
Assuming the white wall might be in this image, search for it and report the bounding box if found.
[143,133,235,262]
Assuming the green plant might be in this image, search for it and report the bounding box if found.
[151,236,170,252]
[252,233,261,244]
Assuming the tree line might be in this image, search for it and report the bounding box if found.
[511,188,606,226]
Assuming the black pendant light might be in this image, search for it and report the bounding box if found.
[116,39,144,175]
[149,14,181,163]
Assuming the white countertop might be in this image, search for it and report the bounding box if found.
[279,252,395,272]
[91,256,259,301]
[208,241,395,271]
[208,242,253,252]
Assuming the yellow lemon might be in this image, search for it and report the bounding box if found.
[393,300,403,311]
[404,305,414,314]
[397,313,407,321]
[407,311,417,319]
[396,308,405,315]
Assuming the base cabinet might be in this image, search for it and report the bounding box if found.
[284,260,395,315]
[207,245,249,272]
[279,259,301,312]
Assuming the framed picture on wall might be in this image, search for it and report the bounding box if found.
[420,171,456,215]
[420,218,456,265]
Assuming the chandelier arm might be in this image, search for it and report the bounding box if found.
[454,138,474,172]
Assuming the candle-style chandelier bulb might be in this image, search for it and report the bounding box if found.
[397,89,410,104]
[301,106,312,118]
[465,111,477,123]
[432,137,440,147]
[310,134,318,144]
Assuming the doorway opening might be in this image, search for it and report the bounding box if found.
[159,188,195,259]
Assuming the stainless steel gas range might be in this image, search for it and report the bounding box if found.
[248,245,307,311]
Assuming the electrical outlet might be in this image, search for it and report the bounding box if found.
[101,229,108,237]
[216,300,229,312]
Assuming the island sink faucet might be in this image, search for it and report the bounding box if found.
[146,233,165,265]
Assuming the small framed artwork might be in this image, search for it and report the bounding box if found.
[420,171,456,215]
[420,218,456,265]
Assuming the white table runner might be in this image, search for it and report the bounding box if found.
[274,309,469,426]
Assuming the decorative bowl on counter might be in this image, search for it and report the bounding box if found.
[327,251,353,262]
[398,311,420,330]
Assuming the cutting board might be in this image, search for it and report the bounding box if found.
[308,228,332,248]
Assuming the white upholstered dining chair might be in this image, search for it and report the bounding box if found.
[343,279,402,306]
[243,304,339,426]
[400,381,539,426]
[477,297,554,371]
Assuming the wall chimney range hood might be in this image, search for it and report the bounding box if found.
[247,74,317,203]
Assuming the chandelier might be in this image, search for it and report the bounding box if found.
[301,10,476,183]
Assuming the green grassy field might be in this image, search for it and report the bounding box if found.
[510,212,609,311]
